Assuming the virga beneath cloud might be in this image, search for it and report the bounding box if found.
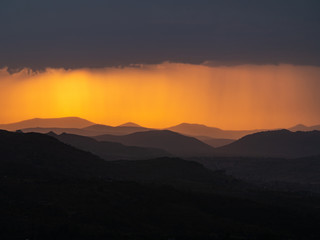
[1,63,320,129]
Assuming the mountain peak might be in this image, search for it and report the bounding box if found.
[175,123,209,127]
[289,124,309,131]
[118,122,142,128]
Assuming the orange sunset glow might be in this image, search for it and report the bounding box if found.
[1,63,320,130]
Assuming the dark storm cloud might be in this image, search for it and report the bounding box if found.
[1,0,320,69]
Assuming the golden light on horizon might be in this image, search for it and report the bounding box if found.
[0,63,320,130]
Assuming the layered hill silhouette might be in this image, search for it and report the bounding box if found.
[82,124,151,135]
[0,130,231,189]
[20,123,151,136]
[21,127,98,136]
[218,129,320,158]
[3,117,320,139]
[94,130,216,157]
[0,117,94,131]
[167,123,262,139]
[48,132,170,160]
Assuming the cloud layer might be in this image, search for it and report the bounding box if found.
[1,0,320,69]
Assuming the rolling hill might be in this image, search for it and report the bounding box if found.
[218,129,320,158]
[94,130,216,157]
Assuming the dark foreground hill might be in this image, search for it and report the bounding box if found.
[49,132,170,160]
[94,130,216,157]
[218,129,320,158]
[0,130,320,239]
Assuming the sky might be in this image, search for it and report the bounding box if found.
[0,1,320,129]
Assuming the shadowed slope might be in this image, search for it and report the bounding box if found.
[94,130,216,157]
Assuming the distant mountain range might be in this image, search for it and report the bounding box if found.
[218,129,320,158]
[289,124,320,132]
[2,117,320,159]
[94,130,216,157]
[0,117,94,131]
[1,117,320,139]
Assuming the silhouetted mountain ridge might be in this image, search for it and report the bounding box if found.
[218,129,320,158]
[49,132,170,160]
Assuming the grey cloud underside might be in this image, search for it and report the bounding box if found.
[1,0,320,69]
